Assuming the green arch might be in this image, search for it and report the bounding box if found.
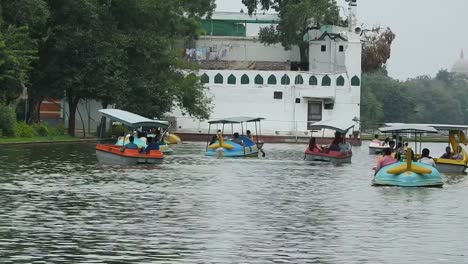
[241,74,249,84]
[214,73,223,84]
[351,75,361,86]
[295,75,304,84]
[309,76,318,85]
[255,74,264,85]
[336,76,345,86]
[200,73,209,84]
[281,74,290,85]
[267,74,277,85]
[322,75,331,86]
[227,74,236,84]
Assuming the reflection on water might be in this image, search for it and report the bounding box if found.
[0,142,467,263]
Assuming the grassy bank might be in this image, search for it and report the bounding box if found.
[0,135,83,144]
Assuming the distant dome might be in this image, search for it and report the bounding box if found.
[452,49,468,75]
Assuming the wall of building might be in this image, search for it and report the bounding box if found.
[170,69,360,137]
[192,36,300,63]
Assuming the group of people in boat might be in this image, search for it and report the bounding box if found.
[308,131,350,153]
[120,128,164,153]
[373,134,465,174]
[209,130,255,146]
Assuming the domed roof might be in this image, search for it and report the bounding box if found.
[452,49,468,75]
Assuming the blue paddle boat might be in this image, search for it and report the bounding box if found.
[205,117,265,158]
[373,124,443,187]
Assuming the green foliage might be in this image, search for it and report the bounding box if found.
[361,70,468,129]
[15,121,37,137]
[0,103,17,136]
[31,122,49,136]
[362,28,396,73]
[48,124,65,136]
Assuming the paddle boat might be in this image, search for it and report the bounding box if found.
[373,124,443,187]
[116,123,177,155]
[385,123,468,174]
[96,109,167,165]
[304,120,354,164]
[205,117,265,157]
[369,142,387,155]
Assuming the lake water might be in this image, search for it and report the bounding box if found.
[0,141,467,263]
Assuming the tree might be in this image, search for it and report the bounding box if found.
[361,27,395,73]
[242,0,343,64]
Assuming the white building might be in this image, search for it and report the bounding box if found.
[171,3,362,138]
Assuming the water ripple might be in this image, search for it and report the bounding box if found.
[0,142,467,263]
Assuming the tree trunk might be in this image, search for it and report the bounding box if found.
[67,97,80,137]
[27,95,43,124]
[98,102,109,139]
[299,43,309,64]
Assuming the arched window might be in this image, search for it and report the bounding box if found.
[295,75,304,84]
[351,75,361,86]
[322,75,331,86]
[214,73,223,84]
[268,75,277,85]
[309,76,318,85]
[281,74,290,85]
[254,74,264,85]
[200,73,209,84]
[336,76,345,86]
[241,74,249,84]
[227,74,236,84]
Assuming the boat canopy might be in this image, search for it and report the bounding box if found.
[208,117,265,124]
[308,119,355,133]
[99,109,169,128]
[385,123,468,131]
[379,124,438,134]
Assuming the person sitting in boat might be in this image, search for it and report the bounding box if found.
[246,130,253,140]
[142,136,160,153]
[371,134,381,144]
[374,148,397,175]
[381,137,390,147]
[209,134,218,145]
[419,148,436,167]
[230,132,244,145]
[121,135,138,150]
[452,146,464,160]
[329,131,343,151]
[440,146,453,159]
[308,137,322,152]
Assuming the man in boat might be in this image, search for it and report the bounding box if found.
[419,148,436,167]
[329,131,343,151]
[230,132,244,145]
[246,130,253,140]
[371,134,381,144]
[122,135,138,150]
[142,136,160,153]
[452,146,464,160]
[440,146,453,159]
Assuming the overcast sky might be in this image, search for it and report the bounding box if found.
[215,0,468,80]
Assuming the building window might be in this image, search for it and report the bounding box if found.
[241,74,249,84]
[227,74,236,84]
[307,101,322,129]
[273,91,283,99]
[295,98,301,104]
[254,74,264,85]
[336,76,345,86]
[309,76,318,86]
[214,73,223,84]
[295,75,304,84]
[281,74,290,85]
[268,74,277,85]
[201,73,209,84]
[321,45,326,52]
[322,75,331,86]
[351,75,361,86]
[339,45,344,52]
